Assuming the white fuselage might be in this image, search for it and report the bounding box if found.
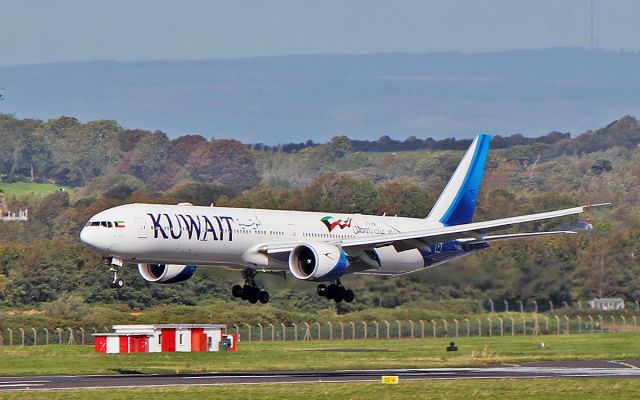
[80,203,446,275]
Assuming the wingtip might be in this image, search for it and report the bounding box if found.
[583,202,612,209]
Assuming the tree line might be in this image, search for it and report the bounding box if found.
[2,114,640,190]
[250,130,574,154]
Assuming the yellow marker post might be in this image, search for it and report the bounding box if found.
[381,375,399,384]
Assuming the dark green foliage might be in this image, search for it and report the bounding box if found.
[103,184,135,200]
[44,293,90,325]
[501,142,552,163]
[32,191,70,228]
[165,183,237,206]
[43,117,120,186]
[553,115,640,154]
[185,139,260,190]
[300,173,379,214]
[123,131,170,188]
[378,182,433,218]
[591,159,613,175]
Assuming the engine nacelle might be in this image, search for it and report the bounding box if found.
[137,263,197,284]
[288,243,348,282]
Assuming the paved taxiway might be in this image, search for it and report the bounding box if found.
[1,361,640,391]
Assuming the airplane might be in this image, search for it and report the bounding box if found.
[80,134,607,304]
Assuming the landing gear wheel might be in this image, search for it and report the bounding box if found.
[248,287,260,304]
[240,286,249,300]
[326,284,338,300]
[235,268,271,305]
[318,280,354,304]
[259,291,270,304]
[344,289,355,303]
[110,279,124,289]
[232,284,243,298]
[108,258,125,289]
[333,286,345,303]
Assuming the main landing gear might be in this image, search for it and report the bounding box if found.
[105,257,125,289]
[317,280,354,303]
[232,268,270,304]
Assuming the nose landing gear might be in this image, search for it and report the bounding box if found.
[232,268,270,304]
[317,280,354,303]
[110,269,124,289]
[105,257,125,289]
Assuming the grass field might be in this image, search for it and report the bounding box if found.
[0,182,70,197]
[1,378,639,400]
[1,333,640,377]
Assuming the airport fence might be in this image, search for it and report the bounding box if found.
[0,326,102,346]
[0,315,639,346]
[479,299,640,313]
[232,314,639,342]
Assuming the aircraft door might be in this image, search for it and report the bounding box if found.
[136,218,147,238]
[287,224,297,238]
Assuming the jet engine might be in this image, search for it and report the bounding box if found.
[288,243,347,281]
[137,263,197,284]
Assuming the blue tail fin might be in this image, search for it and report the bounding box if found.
[426,134,491,226]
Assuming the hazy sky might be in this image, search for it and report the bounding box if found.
[1,0,639,65]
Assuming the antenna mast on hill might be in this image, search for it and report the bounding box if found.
[590,0,595,50]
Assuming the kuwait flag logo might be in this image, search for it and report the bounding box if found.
[114,220,126,228]
[321,216,352,232]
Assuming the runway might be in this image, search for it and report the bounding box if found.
[1,361,640,391]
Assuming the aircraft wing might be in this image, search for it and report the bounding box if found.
[260,203,607,258]
[340,203,609,252]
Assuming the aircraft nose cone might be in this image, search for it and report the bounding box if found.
[80,226,103,253]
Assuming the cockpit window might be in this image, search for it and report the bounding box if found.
[87,221,113,228]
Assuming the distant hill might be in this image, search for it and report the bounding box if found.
[1,48,639,143]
